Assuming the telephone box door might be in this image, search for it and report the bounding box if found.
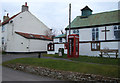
[68,38,74,57]
[67,34,79,58]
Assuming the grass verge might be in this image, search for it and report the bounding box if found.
[2,57,120,78]
[43,54,119,65]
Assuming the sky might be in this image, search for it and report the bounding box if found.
[0,0,120,35]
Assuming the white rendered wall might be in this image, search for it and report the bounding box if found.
[6,33,51,52]
[79,28,92,41]
[2,22,29,52]
[47,51,55,54]
[79,42,118,57]
[54,38,67,54]
[54,39,59,43]
[29,39,51,52]
[79,43,99,56]
[118,42,120,58]
[2,11,51,52]
[67,25,116,41]
[6,33,29,52]
[12,11,50,35]
[0,25,1,52]
[47,38,67,54]
[101,42,118,49]
[66,29,80,41]
[66,25,119,56]
[2,24,9,51]
[55,44,64,53]
[54,38,66,43]
[99,26,115,40]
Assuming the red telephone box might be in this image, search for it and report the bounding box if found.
[67,34,79,58]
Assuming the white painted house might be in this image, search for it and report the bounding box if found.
[2,2,52,53]
[0,21,2,52]
[65,6,120,57]
[47,34,67,54]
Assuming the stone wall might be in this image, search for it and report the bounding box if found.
[4,63,119,82]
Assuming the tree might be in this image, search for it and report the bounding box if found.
[45,29,56,39]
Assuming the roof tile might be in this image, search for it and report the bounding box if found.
[15,31,52,41]
[66,10,120,29]
[2,12,22,25]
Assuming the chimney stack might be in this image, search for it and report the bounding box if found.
[3,13,9,22]
[7,13,9,17]
[25,2,27,6]
[0,20,1,26]
[22,2,29,12]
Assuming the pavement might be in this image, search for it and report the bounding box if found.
[2,53,61,81]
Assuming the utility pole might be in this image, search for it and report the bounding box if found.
[69,3,71,35]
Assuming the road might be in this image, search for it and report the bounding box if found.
[2,53,60,81]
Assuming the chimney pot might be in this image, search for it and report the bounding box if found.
[22,2,29,12]
[25,2,27,6]
[7,13,9,17]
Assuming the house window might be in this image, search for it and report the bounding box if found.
[73,30,76,33]
[114,25,120,40]
[10,20,13,23]
[91,28,100,51]
[2,37,4,44]
[73,30,79,35]
[59,38,62,42]
[2,26,5,32]
[92,28,99,41]
[91,42,100,51]
[47,43,54,51]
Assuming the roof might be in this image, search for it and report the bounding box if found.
[54,34,66,38]
[65,10,120,30]
[2,12,22,25]
[15,31,52,41]
[81,6,93,12]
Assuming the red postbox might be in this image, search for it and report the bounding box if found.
[67,34,79,58]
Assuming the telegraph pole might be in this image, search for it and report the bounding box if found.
[69,3,71,35]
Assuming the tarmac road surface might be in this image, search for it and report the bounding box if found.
[2,67,59,81]
[2,53,60,81]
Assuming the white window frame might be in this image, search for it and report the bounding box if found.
[92,28,99,41]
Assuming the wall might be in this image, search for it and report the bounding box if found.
[79,28,92,41]
[47,38,67,54]
[2,24,9,51]
[118,42,120,58]
[6,33,51,52]
[29,39,51,52]
[0,24,1,52]
[2,11,51,52]
[99,26,115,40]
[6,33,29,52]
[2,23,29,52]
[13,11,50,35]
[79,43,99,56]
[54,38,66,43]
[66,25,119,57]
[53,38,67,54]
[66,29,80,41]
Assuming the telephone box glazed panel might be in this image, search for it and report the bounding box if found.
[67,34,79,58]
